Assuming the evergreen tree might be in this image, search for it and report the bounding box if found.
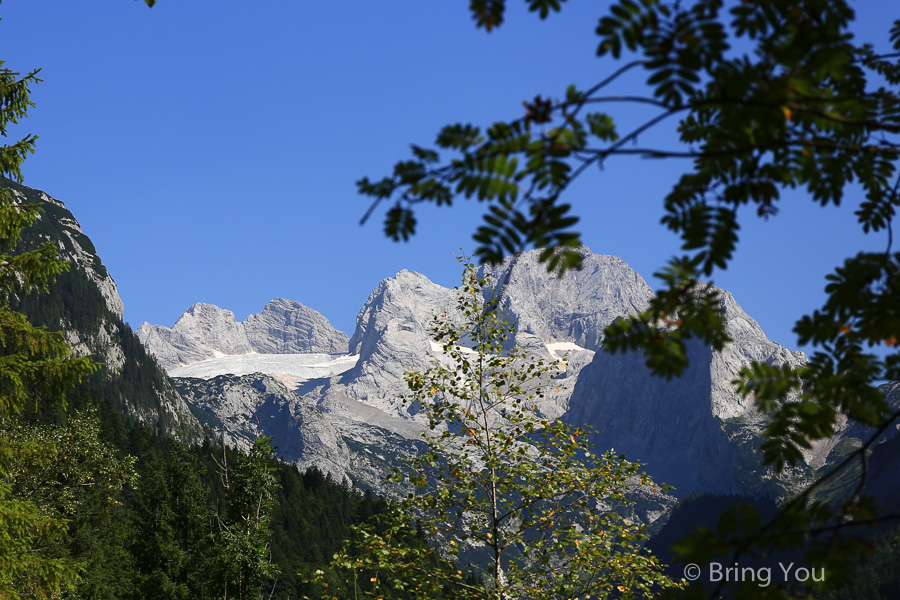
[131,440,217,600]
[0,13,98,597]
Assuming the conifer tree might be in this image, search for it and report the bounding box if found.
[0,16,98,597]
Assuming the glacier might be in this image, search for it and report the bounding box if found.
[168,352,359,383]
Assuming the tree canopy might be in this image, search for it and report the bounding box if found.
[361,0,900,596]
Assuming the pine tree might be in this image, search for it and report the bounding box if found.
[0,34,98,599]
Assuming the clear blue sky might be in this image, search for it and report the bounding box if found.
[2,1,894,350]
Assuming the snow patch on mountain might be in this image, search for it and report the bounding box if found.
[168,352,359,382]
[137,298,349,370]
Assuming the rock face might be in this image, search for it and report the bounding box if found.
[136,245,894,503]
[176,372,430,491]
[306,270,456,424]
[137,298,349,371]
[176,374,352,478]
[565,287,809,497]
[481,248,654,352]
[303,254,650,426]
[245,298,351,354]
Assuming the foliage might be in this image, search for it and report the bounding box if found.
[216,435,281,600]
[116,420,388,600]
[321,263,679,599]
[3,412,139,600]
[0,9,101,596]
[818,524,900,600]
[363,1,900,595]
[6,413,137,518]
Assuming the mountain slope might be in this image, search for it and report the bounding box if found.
[5,180,199,438]
[134,246,898,505]
[564,287,810,497]
[481,248,653,352]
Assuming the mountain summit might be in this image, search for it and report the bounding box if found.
[136,297,349,370]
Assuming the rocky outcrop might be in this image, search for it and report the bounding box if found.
[565,286,808,497]
[304,269,456,426]
[176,374,352,478]
[137,303,254,370]
[176,372,429,492]
[480,248,653,352]
[137,298,349,371]
[305,255,649,427]
[245,298,349,354]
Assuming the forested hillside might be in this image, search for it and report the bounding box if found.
[0,177,395,598]
[15,392,387,599]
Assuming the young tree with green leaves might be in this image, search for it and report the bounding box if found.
[216,434,281,600]
[361,1,900,595]
[322,262,679,599]
[5,412,139,599]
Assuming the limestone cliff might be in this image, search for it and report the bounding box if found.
[565,287,808,497]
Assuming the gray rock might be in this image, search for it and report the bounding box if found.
[308,269,456,425]
[245,297,350,354]
[138,298,349,371]
[176,373,352,479]
[176,372,427,493]
[138,303,254,370]
[480,248,654,352]
[309,252,655,427]
[565,286,808,497]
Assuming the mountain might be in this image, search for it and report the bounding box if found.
[481,248,653,353]
[565,287,810,497]
[14,177,899,542]
[6,180,198,437]
[174,373,351,477]
[136,298,349,371]
[306,269,457,425]
[114,217,891,508]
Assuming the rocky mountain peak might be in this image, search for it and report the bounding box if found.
[137,297,349,371]
[8,185,125,321]
[244,297,350,355]
[480,248,654,352]
[348,269,452,362]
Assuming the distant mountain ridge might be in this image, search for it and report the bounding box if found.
[14,179,898,520]
[136,297,349,371]
[142,249,823,501]
[152,251,899,504]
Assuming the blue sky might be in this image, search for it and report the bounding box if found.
[2,1,895,350]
